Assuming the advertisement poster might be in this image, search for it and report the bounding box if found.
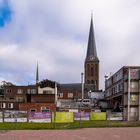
[4,111,27,122]
[28,112,51,123]
[0,112,2,122]
[90,112,106,120]
[74,112,89,120]
[52,112,74,123]
[107,112,123,120]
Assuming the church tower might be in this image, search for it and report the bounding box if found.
[84,16,99,90]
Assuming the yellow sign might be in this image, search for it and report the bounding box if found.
[90,112,106,120]
[52,112,74,123]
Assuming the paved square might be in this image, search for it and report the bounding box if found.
[0,128,140,140]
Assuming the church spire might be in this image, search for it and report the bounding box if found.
[86,15,98,61]
[84,15,99,90]
[36,61,39,84]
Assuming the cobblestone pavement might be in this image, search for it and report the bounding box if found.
[0,128,140,140]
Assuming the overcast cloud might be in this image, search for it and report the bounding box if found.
[0,0,140,89]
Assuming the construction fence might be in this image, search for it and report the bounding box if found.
[0,110,123,123]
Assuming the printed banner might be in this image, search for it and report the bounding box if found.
[28,112,51,123]
[107,112,123,120]
[90,112,106,120]
[4,110,27,122]
[52,112,74,123]
[0,112,3,122]
[74,112,89,120]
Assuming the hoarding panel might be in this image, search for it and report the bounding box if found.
[90,112,106,120]
[74,112,89,120]
[52,112,74,123]
[28,112,51,123]
[4,110,27,122]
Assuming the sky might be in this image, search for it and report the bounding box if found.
[0,0,140,89]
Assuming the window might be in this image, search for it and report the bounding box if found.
[6,89,12,93]
[115,86,117,93]
[95,64,98,76]
[130,82,138,92]
[87,64,90,76]
[130,69,139,79]
[41,107,50,112]
[68,93,73,98]
[43,90,47,94]
[118,83,123,92]
[17,89,23,94]
[124,82,128,92]
[58,93,63,98]
[43,90,53,94]
[1,103,6,108]
[91,67,94,76]
[131,94,138,102]
[27,89,36,94]
[30,109,36,112]
[8,103,13,109]
[31,89,36,94]
[16,97,24,102]
[91,80,94,84]
[121,83,123,91]
[27,89,30,94]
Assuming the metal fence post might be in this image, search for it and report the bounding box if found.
[54,82,57,129]
[27,111,29,123]
[54,106,56,129]
[2,110,4,123]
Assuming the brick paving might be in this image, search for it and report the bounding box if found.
[0,128,140,140]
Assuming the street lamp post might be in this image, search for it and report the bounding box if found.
[80,72,84,128]
[54,82,57,128]
[81,72,84,100]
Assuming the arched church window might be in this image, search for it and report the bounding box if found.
[87,64,90,76]
[95,64,98,76]
[91,66,94,76]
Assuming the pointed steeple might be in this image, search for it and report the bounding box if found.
[36,61,39,84]
[84,15,99,90]
[86,15,99,61]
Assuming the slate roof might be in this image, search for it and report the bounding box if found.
[86,16,99,61]
[59,83,94,92]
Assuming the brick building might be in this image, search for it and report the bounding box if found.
[57,83,94,109]
[0,83,55,112]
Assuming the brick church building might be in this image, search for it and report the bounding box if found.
[59,16,100,104]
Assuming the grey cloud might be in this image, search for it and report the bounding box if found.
[1,0,140,89]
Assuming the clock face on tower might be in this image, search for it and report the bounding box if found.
[89,55,94,60]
